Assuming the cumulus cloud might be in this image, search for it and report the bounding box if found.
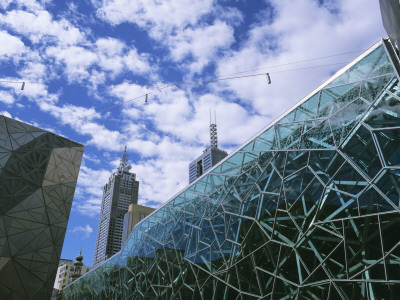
[45,39,153,84]
[37,102,124,151]
[168,21,235,73]
[0,90,15,104]
[0,110,12,118]
[1,9,85,45]
[73,164,112,216]
[96,0,214,38]
[123,49,152,75]
[0,30,26,59]
[70,224,93,238]
[95,38,125,75]
[214,0,387,118]
[46,46,98,82]
[0,0,48,12]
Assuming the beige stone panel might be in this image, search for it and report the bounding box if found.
[43,147,83,186]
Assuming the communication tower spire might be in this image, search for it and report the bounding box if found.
[119,146,130,171]
[210,110,218,149]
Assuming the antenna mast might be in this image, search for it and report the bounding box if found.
[210,110,218,149]
[119,146,130,171]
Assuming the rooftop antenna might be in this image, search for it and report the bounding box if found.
[210,110,218,149]
[119,146,131,171]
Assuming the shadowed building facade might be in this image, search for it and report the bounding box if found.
[64,39,400,299]
[0,116,84,300]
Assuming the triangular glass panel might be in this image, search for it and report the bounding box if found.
[318,82,361,118]
[300,119,336,149]
[348,43,395,82]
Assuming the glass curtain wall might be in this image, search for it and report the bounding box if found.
[64,39,400,299]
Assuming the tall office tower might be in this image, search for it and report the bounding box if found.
[93,147,139,267]
[189,117,228,183]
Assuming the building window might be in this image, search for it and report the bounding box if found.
[196,160,203,177]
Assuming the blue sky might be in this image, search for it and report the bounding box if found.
[0,0,387,265]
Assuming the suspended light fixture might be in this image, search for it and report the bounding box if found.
[21,82,25,90]
[145,94,148,103]
[266,73,271,84]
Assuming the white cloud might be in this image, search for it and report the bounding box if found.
[0,30,26,58]
[96,0,214,39]
[0,110,12,118]
[19,62,47,80]
[46,46,97,82]
[95,38,125,75]
[96,37,124,56]
[214,0,387,118]
[168,21,235,73]
[73,164,112,216]
[110,82,151,103]
[1,9,85,45]
[80,121,123,150]
[95,39,153,77]
[112,82,266,147]
[88,69,106,88]
[130,143,199,205]
[11,80,57,103]
[0,90,15,104]
[44,38,153,84]
[123,49,152,75]
[69,224,93,238]
[0,0,48,12]
[76,165,111,197]
[36,101,124,151]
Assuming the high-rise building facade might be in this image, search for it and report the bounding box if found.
[189,121,227,183]
[121,203,155,247]
[93,147,139,267]
[65,39,400,299]
[0,115,84,300]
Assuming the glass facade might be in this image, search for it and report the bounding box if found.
[0,116,84,300]
[64,39,400,299]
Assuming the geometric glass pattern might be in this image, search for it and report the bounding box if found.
[64,39,400,299]
[0,116,84,300]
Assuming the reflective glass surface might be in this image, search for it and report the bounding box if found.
[64,40,400,299]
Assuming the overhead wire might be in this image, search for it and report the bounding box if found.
[0,80,24,84]
[147,49,366,91]
[53,59,352,129]
[0,80,26,90]
[211,49,367,78]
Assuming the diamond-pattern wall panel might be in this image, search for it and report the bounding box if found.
[0,116,84,300]
[65,39,400,299]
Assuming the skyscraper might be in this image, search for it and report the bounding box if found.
[93,147,139,267]
[189,117,227,183]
